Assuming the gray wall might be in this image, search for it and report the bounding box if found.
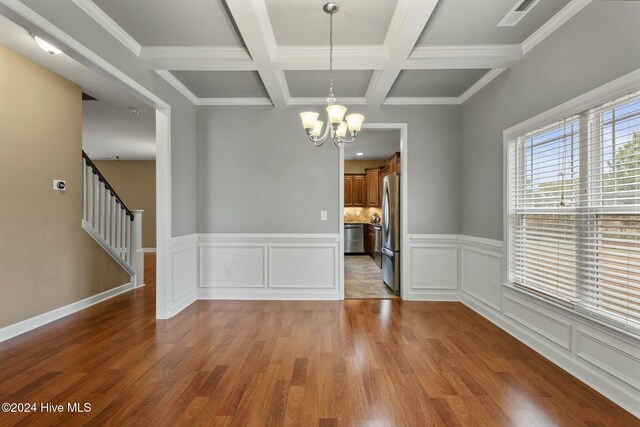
[5,0,197,237]
[197,105,460,234]
[460,2,640,240]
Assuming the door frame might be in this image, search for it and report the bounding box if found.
[339,123,408,300]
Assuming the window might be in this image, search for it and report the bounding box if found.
[508,91,640,333]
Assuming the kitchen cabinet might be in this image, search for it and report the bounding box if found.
[365,168,380,207]
[366,225,376,256]
[345,174,366,207]
[344,175,353,206]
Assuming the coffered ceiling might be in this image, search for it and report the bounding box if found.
[64,0,591,108]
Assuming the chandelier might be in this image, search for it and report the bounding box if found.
[299,2,365,147]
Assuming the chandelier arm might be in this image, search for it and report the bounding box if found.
[335,134,356,144]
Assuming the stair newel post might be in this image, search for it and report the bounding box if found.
[131,210,144,287]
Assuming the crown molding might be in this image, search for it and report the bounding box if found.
[405,45,523,69]
[272,45,387,70]
[196,98,273,106]
[139,46,256,70]
[155,70,198,104]
[287,97,367,106]
[522,0,592,55]
[458,68,507,104]
[70,0,141,56]
[383,97,460,106]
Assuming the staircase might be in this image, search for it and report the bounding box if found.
[81,151,144,287]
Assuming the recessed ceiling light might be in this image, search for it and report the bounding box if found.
[31,34,62,55]
[356,152,364,156]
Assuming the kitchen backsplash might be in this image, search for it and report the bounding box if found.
[344,207,382,224]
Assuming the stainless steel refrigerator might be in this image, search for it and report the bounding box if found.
[381,172,400,295]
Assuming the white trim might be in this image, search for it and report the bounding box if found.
[458,68,507,104]
[142,247,156,253]
[198,233,339,244]
[0,281,133,343]
[383,97,460,106]
[288,97,367,106]
[70,0,141,56]
[405,45,522,69]
[272,45,387,70]
[154,70,198,104]
[140,46,254,70]
[196,97,273,106]
[521,0,592,55]
[82,220,135,277]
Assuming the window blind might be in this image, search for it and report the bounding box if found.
[508,91,640,333]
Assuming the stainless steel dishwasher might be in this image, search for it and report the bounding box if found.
[344,223,365,254]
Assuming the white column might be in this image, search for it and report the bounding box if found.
[131,210,144,287]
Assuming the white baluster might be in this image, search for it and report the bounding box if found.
[116,205,122,257]
[125,217,132,265]
[82,160,87,221]
[111,197,117,247]
[105,192,111,245]
[93,176,100,229]
[121,209,127,261]
[86,167,93,225]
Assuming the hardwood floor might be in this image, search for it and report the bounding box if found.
[0,253,637,426]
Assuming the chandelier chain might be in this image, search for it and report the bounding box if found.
[329,10,334,95]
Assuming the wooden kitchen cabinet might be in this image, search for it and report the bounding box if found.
[365,168,380,207]
[344,175,353,206]
[366,225,376,256]
[345,174,366,207]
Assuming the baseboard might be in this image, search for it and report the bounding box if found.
[197,288,341,300]
[404,290,461,301]
[168,289,197,318]
[0,281,133,343]
[142,247,156,253]
[461,292,640,419]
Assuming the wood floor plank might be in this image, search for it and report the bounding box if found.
[0,253,637,426]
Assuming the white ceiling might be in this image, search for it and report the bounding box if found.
[389,69,490,97]
[83,100,156,160]
[266,0,398,45]
[344,130,400,160]
[416,0,572,46]
[286,70,373,97]
[92,0,244,46]
[171,70,268,98]
[39,0,592,108]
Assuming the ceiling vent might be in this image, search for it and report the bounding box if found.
[497,0,541,27]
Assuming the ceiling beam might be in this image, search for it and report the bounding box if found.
[403,45,523,70]
[271,45,387,70]
[365,0,440,108]
[224,0,289,108]
[140,47,256,70]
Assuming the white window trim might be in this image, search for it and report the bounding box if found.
[502,67,640,341]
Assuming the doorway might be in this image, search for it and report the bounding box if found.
[340,124,407,300]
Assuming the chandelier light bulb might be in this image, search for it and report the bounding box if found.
[345,114,364,133]
[300,112,320,131]
[311,120,324,137]
[326,104,347,125]
[336,121,348,139]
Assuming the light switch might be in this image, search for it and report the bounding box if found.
[320,210,327,221]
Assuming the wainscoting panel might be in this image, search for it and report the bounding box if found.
[576,328,640,390]
[503,293,572,351]
[200,245,265,288]
[405,235,459,300]
[170,234,198,315]
[269,245,337,289]
[197,234,340,300]
[460,236,503,311]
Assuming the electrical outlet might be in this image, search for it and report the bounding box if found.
[320,210,327,221]
[225,268,233,278]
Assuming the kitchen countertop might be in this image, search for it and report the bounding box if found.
[345,222,382,228]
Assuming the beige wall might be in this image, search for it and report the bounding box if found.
[94,160,156,248]
[0,45,129,328]
[344,160,386,174]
